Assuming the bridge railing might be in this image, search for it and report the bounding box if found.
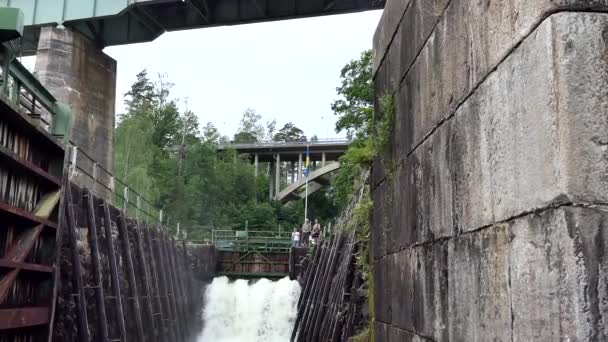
[219,138,350,149]
[66,143,167,226]
[212,229,292,253]
[0,45,70,138]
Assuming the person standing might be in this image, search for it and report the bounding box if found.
[292,228,301,247]
[311,219,321,245]
[301,219,311,247]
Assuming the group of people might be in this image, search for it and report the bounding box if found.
[291,218,321,247]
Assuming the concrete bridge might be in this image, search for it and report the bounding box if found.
[220,139,348,201]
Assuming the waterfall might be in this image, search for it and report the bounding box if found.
[198,276,301,342]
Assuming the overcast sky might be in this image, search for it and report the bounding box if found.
[103,10,382,139]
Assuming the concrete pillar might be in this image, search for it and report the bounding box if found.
[269,161,274,200]
[321,152,326,167]
[290,161,295,183]
[275,153,281,196]
[254,153,259,177]
[35,27,116,198]
[298,153,303,181]
[372,4,608,341]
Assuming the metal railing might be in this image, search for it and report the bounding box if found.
[67,143,168,226]
[0,45,60,133]
[212,229,292,252]
[219,138,350,150]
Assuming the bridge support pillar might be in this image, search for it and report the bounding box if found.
[254,153,259,177]
[35,27,116,197]
[269,161,274,200]
[321,152,326,167]
[298,153,303,181]
[275,153,281,197]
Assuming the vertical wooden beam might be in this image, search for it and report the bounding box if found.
[85,190,109,341]
[117,210,146,342]
[132,221,156,342]
[168,238,187,337]
[153,228,177,341]
[64,183,90,342]
[102,202,127,342]
[182,239,193,318]
[161,232,183,341]
[143,223,165,339]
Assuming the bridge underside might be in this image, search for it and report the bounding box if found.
[15,0,385,52]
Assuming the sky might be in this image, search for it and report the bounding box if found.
[103,10,382,140]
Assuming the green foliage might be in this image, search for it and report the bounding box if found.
[273,122,305,142]
[373,95,395,155]
[234,108,265,142]
[332,50,374,141]
[329,51,396,208]
[331,139,373,208]
[114,71,337,238]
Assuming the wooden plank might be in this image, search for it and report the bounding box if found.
[116,210,146,342]
[0,259,53,273]
[167,238,186,338]
[0,201,58,228]
[0,307,49,330]
[64,184,90,342]
[161,232,182,341]
[152,229,177,342]
[0,144,61,187]
[132,221,157,342]
[85,190,110,342]
[143,223,166,340]
[103,202,128,342]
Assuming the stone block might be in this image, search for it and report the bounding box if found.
[374,321,390,342]
[373,256,393,324]
[372,180,391,259]
[412,242,448,341]
[447,225,511,341]
[398,12,608,235]
[396,0,608,157]
[391,249,414,330]
[373,0,410,74]
[510,206,608,341]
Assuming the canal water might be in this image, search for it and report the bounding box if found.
[198,276,301,342]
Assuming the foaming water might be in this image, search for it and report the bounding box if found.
[198,276,301,342]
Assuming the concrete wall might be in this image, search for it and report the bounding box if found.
[372,1,608,341]
[35,27,116,195]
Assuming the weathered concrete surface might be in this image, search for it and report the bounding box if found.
[510,207,608,341]
[35,27,116,196]
[372,3,608,340]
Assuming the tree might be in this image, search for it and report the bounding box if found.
[265,119,277,141]
[202,122,221,144]
[331,50,374,140]
[273,122,305,142]
[235,108,265,142]
[123,70,157,115]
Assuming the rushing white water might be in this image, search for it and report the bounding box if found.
[198,276,301,342]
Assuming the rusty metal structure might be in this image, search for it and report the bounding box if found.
[0,9,70,339]
[214,229,292,279]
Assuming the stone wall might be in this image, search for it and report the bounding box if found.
[372,1,608,341]
[35,27,116,197]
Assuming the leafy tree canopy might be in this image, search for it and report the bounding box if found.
[273,122,306,142]
[331,50,374,141]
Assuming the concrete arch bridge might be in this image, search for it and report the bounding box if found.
[219,139,348,202]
